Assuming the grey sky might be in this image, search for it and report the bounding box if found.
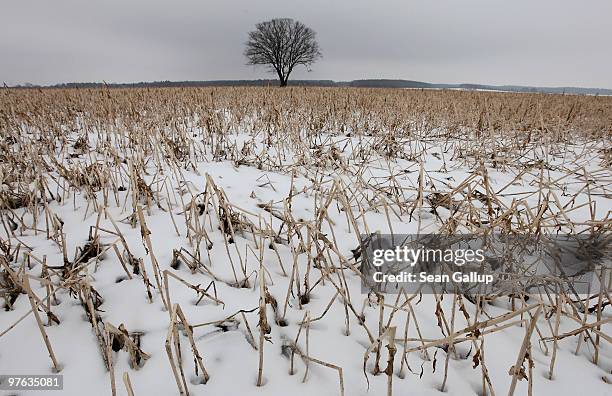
[2,0,611,88]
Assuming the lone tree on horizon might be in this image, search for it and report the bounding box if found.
[244,18,321,87]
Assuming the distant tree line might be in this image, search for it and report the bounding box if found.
[5,80,612,96]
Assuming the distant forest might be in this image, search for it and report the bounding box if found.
[8,79,612,96]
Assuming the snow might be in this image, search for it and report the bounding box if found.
[1,121,610,396]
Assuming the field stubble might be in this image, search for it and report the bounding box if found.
[0,87,611,395]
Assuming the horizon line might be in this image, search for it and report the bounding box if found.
[4,78,612,92]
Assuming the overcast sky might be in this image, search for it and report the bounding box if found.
[2,0,611,88]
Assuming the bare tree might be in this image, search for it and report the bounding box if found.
[245,18,322,87]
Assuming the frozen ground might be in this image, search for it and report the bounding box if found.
[1,107,611,396]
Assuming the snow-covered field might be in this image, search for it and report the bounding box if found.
[0,87,610,395]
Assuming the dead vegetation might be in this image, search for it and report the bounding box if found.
[0,86,610,395]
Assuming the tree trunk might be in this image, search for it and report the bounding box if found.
[278,70,290,87]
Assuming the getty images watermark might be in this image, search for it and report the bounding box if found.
[359,234,608,295]
[371,243,491,284]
